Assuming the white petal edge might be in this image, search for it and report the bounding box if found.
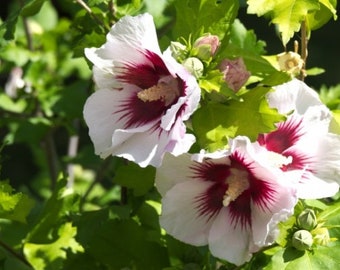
[155,153,193,196]
[160,180,217,246]
[208,208,252,266]
[268,79,323,115]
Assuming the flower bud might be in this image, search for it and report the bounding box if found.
[182,57,204,79]
[219,58,251,92]
[297,209,317,230]
[193,34,220,61]
[169,41,188,62]
[277,51,304,75]
[292,230,313,251]
[313,227,331,246]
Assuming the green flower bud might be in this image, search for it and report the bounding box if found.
[313,227,330,246]
[292,230,313,251]
[169,41,188,62]
[182,57,204,79]
[297,209,317,230]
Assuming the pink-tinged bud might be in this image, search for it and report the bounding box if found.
[193,34,220,61]
[219,58,251,92]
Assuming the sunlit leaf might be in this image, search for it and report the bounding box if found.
[264,244,340,270]
[307,0,337,30]
[24,222,84,270]
[247,0,320,45]
[25,178,80,243]
[172,0,239,40]
[0,181,34,223]
[319,84,340,110]
[0,94,27,113]
[192,86,285,151]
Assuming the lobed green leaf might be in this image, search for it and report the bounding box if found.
[192,86,285,151]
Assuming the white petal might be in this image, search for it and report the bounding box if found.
[192,149,230,163]
[161,96,187,131]
[296,172,339,199]
[83,89,131,157]
[208,209,252,266]
[164,120,195,156]
[268,79,323,115]
[84,13,163,89]
[106,13,161,54]
[162,50,201,121]
[110,127,168,168]
[181,75,202,121]
[85,13,160,67]
[315,133,340,183]
[251,180,297,247]
[160,180,216,245]
[91,66,121,90]
[155,153,193,196]
[167,133,196,157]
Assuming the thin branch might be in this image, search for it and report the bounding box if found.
[66,135,79,189]
[74,0,110,32]
[22,17,34,51]
[42,130,59,189]
[66,120,80,189]
[120,186,128,205]
[0,240,32,268]
[299,20,308,81]
[20,5,60,190]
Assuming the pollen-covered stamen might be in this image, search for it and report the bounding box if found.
[223,168,249,207]
[137,78,179,106]
[263,150,293,168]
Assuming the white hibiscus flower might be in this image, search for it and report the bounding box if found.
[83,13,201,167]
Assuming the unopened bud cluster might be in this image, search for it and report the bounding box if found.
[291,208,331,251]
[169,34,251,90]
[169,34,221,79]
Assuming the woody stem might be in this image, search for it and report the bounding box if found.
[299,20,308,81]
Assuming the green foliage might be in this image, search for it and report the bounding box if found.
[0,181,34,223]
[172,0,239,40]
[114,162,156,196]
[247,0,337,45]
[320,84,340,110]
[192,86,285,151]
[223,19,291,85]
[84,219,169,269]
[0,0,48,40]
[24,222,84,270]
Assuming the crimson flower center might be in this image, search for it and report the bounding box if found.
[137,76,179,106]
[223,168,249,207]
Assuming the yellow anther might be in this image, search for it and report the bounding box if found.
[137,79,179,106]
[222,168,249,207]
